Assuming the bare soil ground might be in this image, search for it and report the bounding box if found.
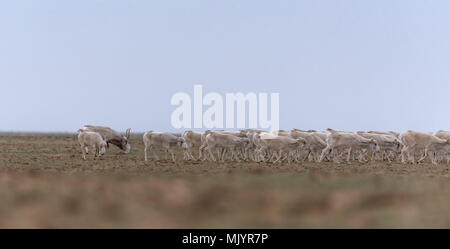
[0,134,450,228]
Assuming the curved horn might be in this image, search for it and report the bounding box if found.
[126,128,131,139]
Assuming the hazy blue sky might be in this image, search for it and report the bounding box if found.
[1,0,450,132]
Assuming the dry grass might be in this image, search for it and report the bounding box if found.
[0,134,450,228]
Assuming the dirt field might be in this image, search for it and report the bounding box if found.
[0,133,450,228]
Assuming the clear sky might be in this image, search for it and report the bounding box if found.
[1,0,449,133]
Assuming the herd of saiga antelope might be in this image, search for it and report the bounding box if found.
[77,125,450,165]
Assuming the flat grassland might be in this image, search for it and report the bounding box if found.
[0,134,450,228]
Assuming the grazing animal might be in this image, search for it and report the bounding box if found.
[400,130,450,164]
[143,131,184,162]
[182,130,202,160]
[289,130,327,162]
[203,132,250,162]
[81,125,131,153]
[357,131,402,162]
[320,128,379,163]
[77,130,107,160]
[257,135,306,164]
